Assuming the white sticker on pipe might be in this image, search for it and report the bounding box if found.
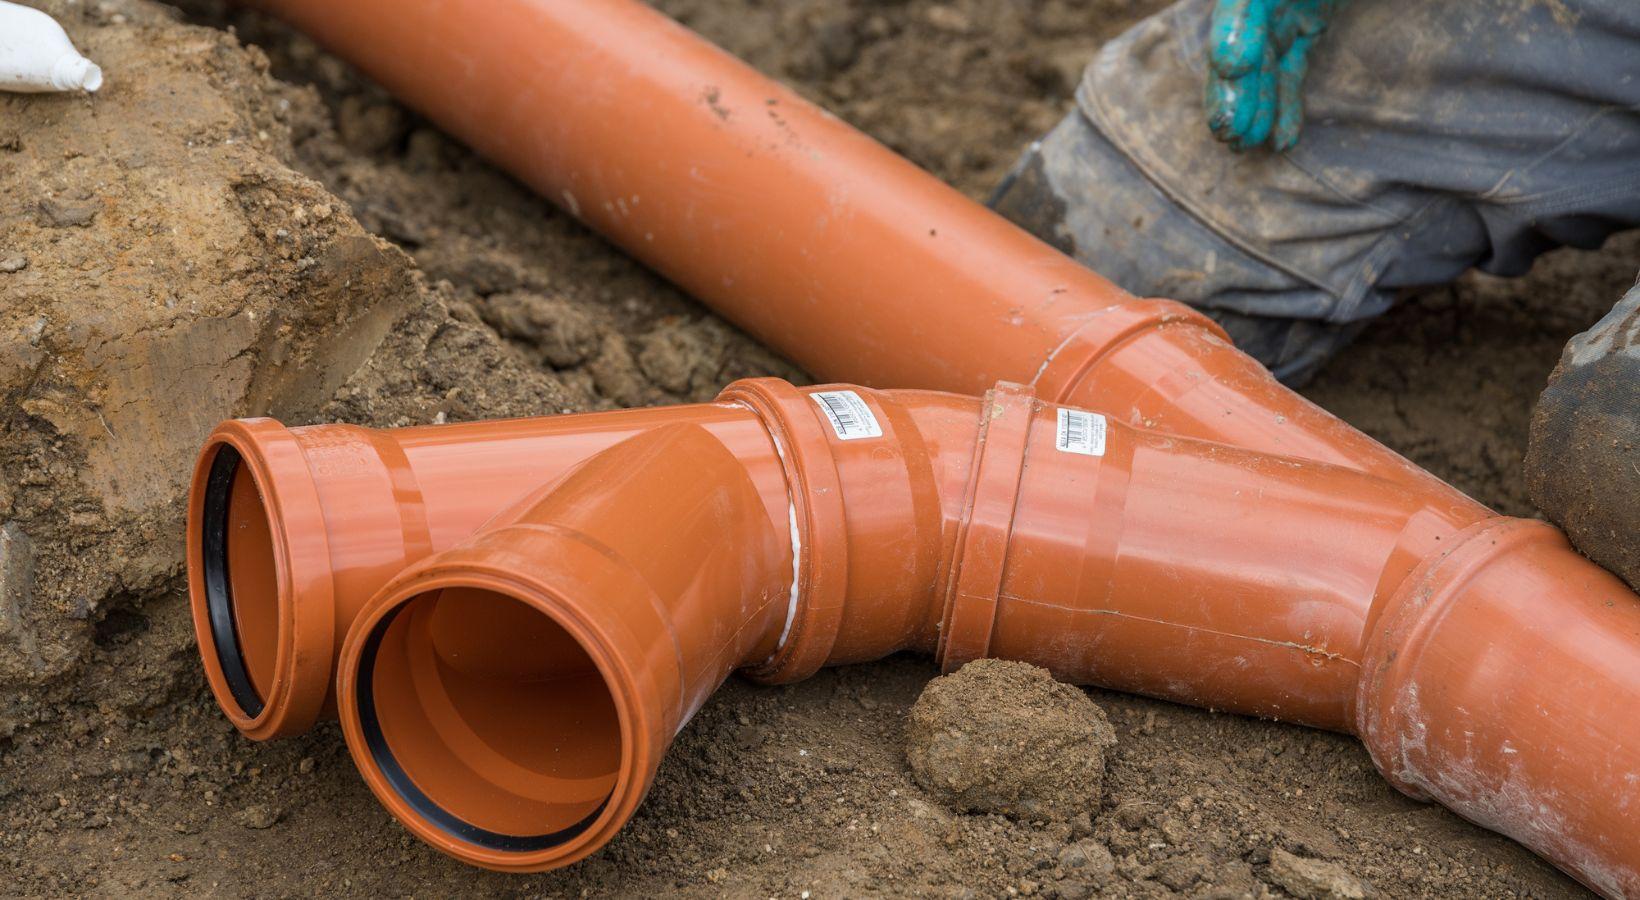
[811,390,883,440]
[1056,408,1106,457]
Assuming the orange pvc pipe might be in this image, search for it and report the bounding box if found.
[211,0,1639,888]
[245,0,1484,521]
[345,423,793,863]
[190,381,1640,889]
[189,400,791,740]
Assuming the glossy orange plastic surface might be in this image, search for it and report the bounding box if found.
[342,423,790,867]
[183,380,1636,887]
[186,402,786,739]
[247,0,1483,517]
[209,0,1640,887]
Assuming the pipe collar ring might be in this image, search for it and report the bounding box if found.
[187,419,337,741]
[718,378,849,684]
[937,381,1037,672]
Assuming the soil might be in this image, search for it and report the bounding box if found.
[0,0,1634,897]
[906,660,1117,824]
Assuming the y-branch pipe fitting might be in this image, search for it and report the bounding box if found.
[245,0,1481,514]
[226,0,1639,890]
[189,382,1640,888]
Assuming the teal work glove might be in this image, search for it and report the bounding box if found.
[1205,0,1345,152]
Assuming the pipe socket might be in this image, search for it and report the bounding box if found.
[189,381,1640,885]
[247,0,1483,519]
[217,0,1640,886]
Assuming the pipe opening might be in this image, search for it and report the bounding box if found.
[356,586,620,851]
[200,445,281,718]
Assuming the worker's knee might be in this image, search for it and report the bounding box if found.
[992,107,1372,384]
[995,0,1640,383]
[1526,280,1640,591]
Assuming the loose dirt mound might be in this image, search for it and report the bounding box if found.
[907,660,1117,823]
[0,0,1632,896]
[0,0,585,739]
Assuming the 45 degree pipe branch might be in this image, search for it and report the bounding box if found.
[188,381,1640,889]
[248,0,1487,518]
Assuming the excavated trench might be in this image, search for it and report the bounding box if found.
[0,0,1634,895]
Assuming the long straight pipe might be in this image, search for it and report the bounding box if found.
[232,0,1640,892]
[250,0,1484,520]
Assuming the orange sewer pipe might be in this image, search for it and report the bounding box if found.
[247,0,1485,515]
[215,0,1640,889]
[188,381,1640,890]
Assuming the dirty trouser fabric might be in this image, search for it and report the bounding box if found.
[991,0,1640,384]
[1525,277,1640,592]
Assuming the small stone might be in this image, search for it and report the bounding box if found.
[1069,811,1094,839]
[233,803,281,830]
[0,255,26,273]
[337,96,409,155]
[1054,882,1093,900]
[905,659,1117,823]
[297,757,316,775]
[1267,848,1369,900]
[37,197,99,228]
[733,725,765,751]
[1057,840,1115,875]
[815,19,860,72]
[478,292,600,369]
[925,5,972,32]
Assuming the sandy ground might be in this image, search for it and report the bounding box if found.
[0,0,1635,896]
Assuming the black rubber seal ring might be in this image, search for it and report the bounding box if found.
[355,602,610,853]
[202,446,266,719]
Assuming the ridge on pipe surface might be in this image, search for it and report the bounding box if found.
[190,381,1640,891]
[228,0,1634,890]
[244,0,1485,519]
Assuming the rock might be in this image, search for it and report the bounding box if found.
[1069,810,1094,839]
[586,333,649,407]
[1052,839,1117,899]
[0,0,594,787]
[1057,839,1115,875]
[1267,848,1369,900]
[37,198,99,228]
[904,659,1117,822]
[732,725,766,751]
[636,325,713,396]
[336,94,409,156]
[815,18,861,73]
[1054,881,1094,900]
[0,523,42,683]
[476,292,600,369]
[233,803,281,830]
[925,5,972,33]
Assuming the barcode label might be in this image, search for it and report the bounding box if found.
[1056,408,1107,456]
[811,390,883,440]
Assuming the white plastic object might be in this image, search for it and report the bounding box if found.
[0,1,102,93]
